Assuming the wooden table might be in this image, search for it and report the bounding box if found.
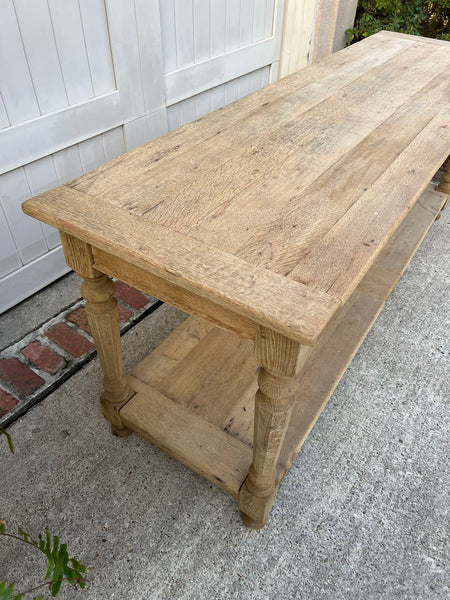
[23,31,450,529]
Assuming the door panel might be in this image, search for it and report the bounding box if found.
[0,0,285,313]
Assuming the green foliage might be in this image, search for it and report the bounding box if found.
[0,427,14,454]
[347,0,450,43]
[0,524,87,599]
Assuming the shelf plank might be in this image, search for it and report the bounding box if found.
[356,184,447,300]
[120,378,253,498]
[119,185,446,498]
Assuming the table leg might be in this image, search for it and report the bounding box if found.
[435,157,449,220]
[239,326,308,529]
[60,232,133,437]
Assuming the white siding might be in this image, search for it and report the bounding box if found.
[0,0,286,312]
[162,0,282,128]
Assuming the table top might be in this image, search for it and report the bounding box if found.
[23,31,450,346]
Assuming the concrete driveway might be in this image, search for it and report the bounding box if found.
[0,213,448,599]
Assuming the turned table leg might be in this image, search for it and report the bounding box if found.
[239,326,308,529]
[435,157,450,220]
[60,232,133,436]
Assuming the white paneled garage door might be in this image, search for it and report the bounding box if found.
[0,0,285,313]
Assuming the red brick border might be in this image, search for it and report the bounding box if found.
[0,281,159,426]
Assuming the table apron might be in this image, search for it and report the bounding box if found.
[92,246,257,340]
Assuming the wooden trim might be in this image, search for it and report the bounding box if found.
[378,30,450,47]
[164,37,279,106]
[0,92,121,176]
[311,0,339,61]
[23,185,341,345]
[121,376,253,499]
[279,0,319,77]
[93,247,257,339]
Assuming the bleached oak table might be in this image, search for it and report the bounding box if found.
[23,31,450,529]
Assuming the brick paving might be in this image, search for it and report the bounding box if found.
[0,281,160,427]
[21,341,66,375]
[0,388,19,418]
[45,322,94,357]
[115,281,149,310]
[0,358,45,396]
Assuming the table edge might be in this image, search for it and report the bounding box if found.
[22,185,341,346]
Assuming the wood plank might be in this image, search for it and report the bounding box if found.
[174,0,194,69]
[83,37,422,221]
[190,49,448,262]
[0,95,9,130]
[93,247,257,338]
[156,327,243,406]
[223,72,449,273]
[183,340,257,426]
[68,33,410,198]
[13,0,68,115]
[0,168,48,264]
[134,0,167,117]
[47,0,94,105]
[288,107,450,301]
[0,245,69,314]
[130,317,213,389]
[102,128,127,163]
[0,206,21,277]
[159,0,178,73]
[23,186,340,345]
[120,379,253,498]
[24,158,60,250]
[193,0,210,62]
[210,0,226,57]
[77,136,107,174]
[104,0,145,123]
[0,0,40,125]
[78,0,116,96]
[52,146,84,184]
[356,185,447,300]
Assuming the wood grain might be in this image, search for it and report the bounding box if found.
[93,247,257,339]
[120,379,253,498]
[239,326,303,529]
[60,233,133,436]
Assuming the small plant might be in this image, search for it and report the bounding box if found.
[0,526,87,599]
[1,428,87,598]
[347,0,450,44]
[0,427,13,454]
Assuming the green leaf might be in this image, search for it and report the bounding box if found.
[1,525,87,596]
[0,581,15,600]
[0,428,14,453]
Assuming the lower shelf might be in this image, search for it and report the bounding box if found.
[120,184,446,499]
